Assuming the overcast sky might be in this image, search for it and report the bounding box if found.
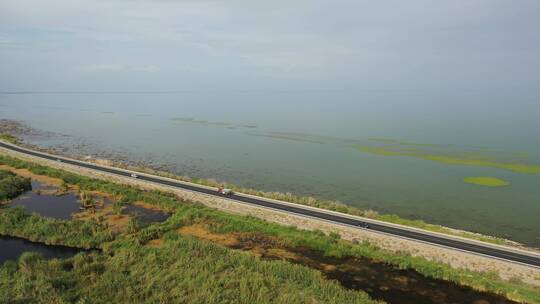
[1,0,539,92]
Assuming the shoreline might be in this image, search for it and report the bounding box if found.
[0,119,533,251]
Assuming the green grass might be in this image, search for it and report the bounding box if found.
[0,169,31,202]
[0,153,538,303]
[0,207,113,249]
[0,238,376,304]
[464,176,511,187]
[0,133,20,145]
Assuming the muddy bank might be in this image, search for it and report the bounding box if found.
[179,225,518,304]
[124,203,170,224]
[293,248,518,304]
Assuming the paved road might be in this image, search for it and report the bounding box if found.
[1,141,540,268]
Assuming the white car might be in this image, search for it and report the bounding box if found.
[217,188,233,196]
[130,173,139,178]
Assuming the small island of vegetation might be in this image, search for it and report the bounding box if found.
[464,176,511,187]
[0,169,31,202]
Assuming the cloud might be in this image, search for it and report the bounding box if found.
[81,64,159,73]
[1,0,539,90]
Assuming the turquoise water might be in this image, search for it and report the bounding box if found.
[1,91,539,246]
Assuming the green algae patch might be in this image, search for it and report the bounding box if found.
[463,177,510,187]
[368,138,399,144]
[368,137,443,147]
[353,144,540,174]
[247,132,326,144]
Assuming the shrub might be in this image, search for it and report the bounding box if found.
[0,169,31,202]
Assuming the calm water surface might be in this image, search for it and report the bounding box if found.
[10,181,82,219]
[124,205,170,224]
[0,236,81,264]
[1,91,539,246]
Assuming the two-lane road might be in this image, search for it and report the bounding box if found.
[1,141,539,268]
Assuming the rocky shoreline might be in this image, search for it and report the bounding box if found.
[0,119,180,174]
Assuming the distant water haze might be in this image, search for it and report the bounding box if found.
[1,91,539,247]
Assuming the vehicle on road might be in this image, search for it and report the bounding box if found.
[56,159,62,162]
[217,187,233,196]
[130,173,139,178]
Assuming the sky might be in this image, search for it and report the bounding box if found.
[1,0,539,92]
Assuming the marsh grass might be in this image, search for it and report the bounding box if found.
[0,207,113,249]
[0,236,377,304]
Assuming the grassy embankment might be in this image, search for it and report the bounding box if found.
[0,207,113,249]
[0,133,20,145]
[0,154,538,303]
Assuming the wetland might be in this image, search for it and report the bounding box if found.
[0,160,534,303]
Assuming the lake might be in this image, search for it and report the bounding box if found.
[0,91,539,247]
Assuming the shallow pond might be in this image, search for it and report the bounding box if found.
[0,235,82,264]
[7,180,169,225]
[124,204,170,224]
[9,181,81,220]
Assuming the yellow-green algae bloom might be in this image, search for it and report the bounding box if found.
[353,144,540,174]
[463,176,510,187]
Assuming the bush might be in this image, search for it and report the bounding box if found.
[0,207,113,249]
[0,169,31,202]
